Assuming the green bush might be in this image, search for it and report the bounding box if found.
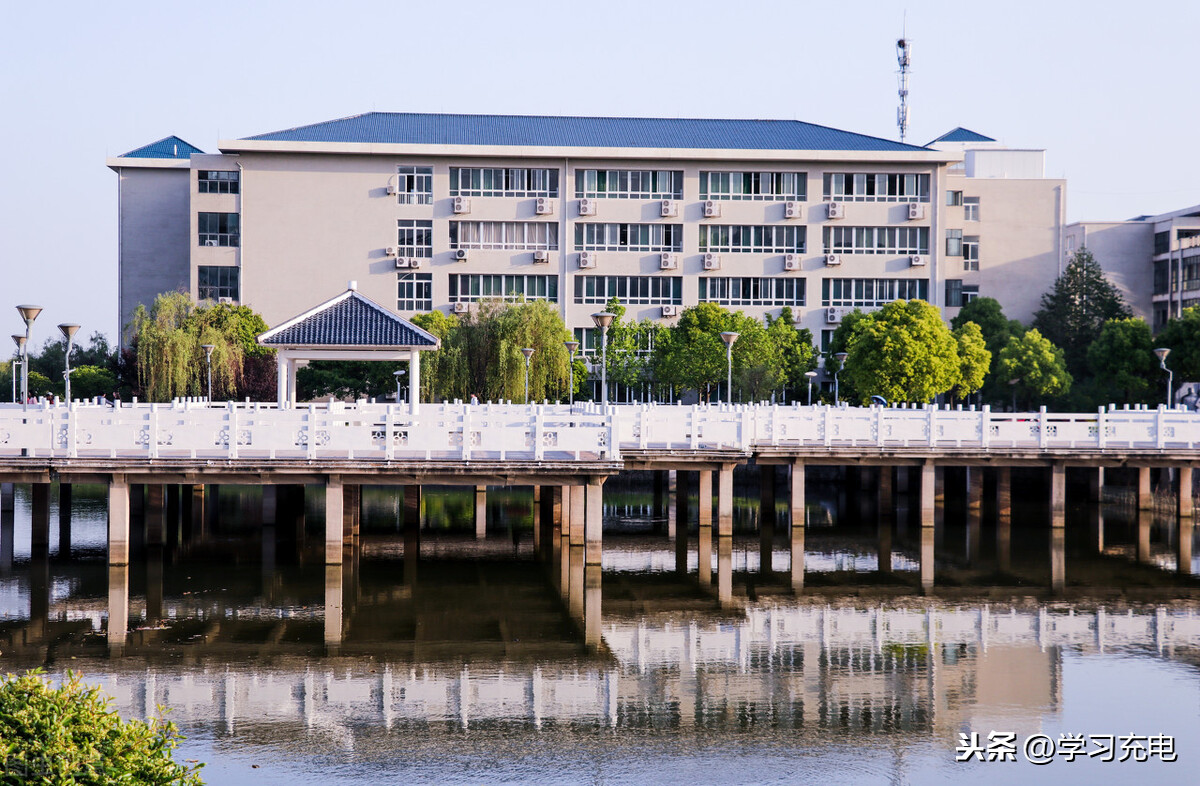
[0,670,204,785]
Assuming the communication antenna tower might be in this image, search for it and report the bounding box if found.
[896,33,911,142]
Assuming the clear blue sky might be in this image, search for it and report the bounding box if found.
[2,0,1196,343]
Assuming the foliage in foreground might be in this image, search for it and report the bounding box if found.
[0,670,203,785]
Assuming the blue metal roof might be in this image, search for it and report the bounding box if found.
[929,127,995,144]
[260,290,438,348]
[242,112,930,152]
[120,135,204,159]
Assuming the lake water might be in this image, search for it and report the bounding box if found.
[2,469,1199,785]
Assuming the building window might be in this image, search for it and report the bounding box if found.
[450,221,558,251]
[946,190,963,206]
[396,273,432,311]
[573,276,682,305]
[698,277,805,307]
[573,327,656,355]
[946,229,963,257]
[574,169,683,199]
[820,329,834,353]
[449,274,558,303]
[822,173,930,202]
[823,226,929,255]
[198,266,239,301]
[574,223,682,252]
[700,171,806,201]
[821,278,929,307]
[397,220,434,257]
[198,170,239,194]
[396,166,433,205]
[963,196,980,221]
[1154,231,1173,257]
[198,212,239,246]
[963,237,980,270]
[699,225,805,254]
[450,167,559,198]
[945,280,980,308]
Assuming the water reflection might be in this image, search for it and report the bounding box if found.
[0,476,1199,784]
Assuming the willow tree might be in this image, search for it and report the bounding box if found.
[448,299,574,402]
[128,292,270,402]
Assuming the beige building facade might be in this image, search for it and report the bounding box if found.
[108,116,1067,386]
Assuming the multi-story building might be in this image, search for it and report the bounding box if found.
[108,113,1066,380]
[1066,204,1200,330]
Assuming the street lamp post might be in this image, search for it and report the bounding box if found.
[11,335,25,404]
[16,305,42,410]
[58,323,80,405]
[719,331,739,404]
[521,347,535,404]
[1008,377,1021,412]
[201,344,215,402]
[805,370,818,406]
[591,312,615,406]
[1155,347,1174,408]
[833,351,848,406]
[564,340,580,405]
[393,369,405,405]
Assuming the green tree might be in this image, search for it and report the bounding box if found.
[825,309,872,404]
[1085,317,1157,405]
[449,298,575,402]
[409,310,460,402]
[764,307,818,402]
[600,298,663,400]
[950,297,1023,357]
[842,299,961,403]
[70,365,119,400]
[952,321,992,401]
[996,328,1072,408]
[297,361,405,401]
[652,303,729,401]
[1155,306,1200,384]
[1032,248,1131,378]
[0,670,203,784]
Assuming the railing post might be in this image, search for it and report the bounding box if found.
[1097,406,1106,450]
[385,405,395,461]
[876,406,884,447]
[927,405,936,448]
[148,405,158,459]
[980,405,990,450]
[689,405,699,450]
[534,406,544,461]
[228,402,238,460]
[639,406,648,450]
[462,405,471,461]
[67,406,78,458]
[1039,406,1048,449]
[1157,405,1166,449]
[307,404,317,460]
[824,405,832,448]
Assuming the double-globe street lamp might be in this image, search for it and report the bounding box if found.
[564,340,580,405]
[58,323,79,405]
[521,347,535,403]
[1155,347,1173,408]
[833,351,848,406]
[16,305,42,410]
[719,331,739,404]
[591,312,615,406]
[11,335,25,404]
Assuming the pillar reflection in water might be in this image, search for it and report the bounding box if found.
[920,524,935,593]
[1050,528,1066,594]
[966,468,982,567]
[877,466,893,575]
[791,460,805,591]
[107,564,129,655]
[584,564,602,650]
[0,502,13,576]
[568,546,585,624]
[759,467,774,580]
[325,564,344,654]
[1178,517,1195,575]
[58,482,72,559]
[1137,510,1153,564]
[996,468,1012,573]
[716,537,733,607]
[697,525,712,587]
[146,547,164,624]
[674,471,690,577]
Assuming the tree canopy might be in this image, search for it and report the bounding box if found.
[996,328,1073,407]
[1084,317,1158,405]
[1032,248,1131,377]
[840,299,965,403]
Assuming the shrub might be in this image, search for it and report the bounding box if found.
[0,670,204,785]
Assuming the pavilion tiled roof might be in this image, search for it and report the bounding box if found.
[258,288,438,348]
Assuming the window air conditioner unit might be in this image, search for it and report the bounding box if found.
[385,246,397,257]
[386,184,398,196]
[824,253,841,266]
[784,201,801,219]
[579,198,597,216]
[578,252,597,269]
[218,297,234,305]
[661,305,679,317]
[454,248,469,261]
[704,200,721,218]
[453,302,470,314]
[660,253,678,270]
[703,253,720,271]
[533,250,550,263]
[910,255,926,266]
[783,254,800,271]
[394,257,411,269]
[204,240,217,247]
[825,307,841,324]
[453,196,471,214]
[908,203,926,220]
[826,201,845,219]
[661,199,679,218]
[535,197,554,216]
[409,257,422,269]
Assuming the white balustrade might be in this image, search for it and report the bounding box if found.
[1,401,1197,462]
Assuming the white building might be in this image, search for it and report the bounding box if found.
[108,114,1066,379]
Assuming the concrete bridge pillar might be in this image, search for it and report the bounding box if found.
[560,485,572,541]
[675,471,691,576]
[1179,466,1194,518]
[585,476,604,565]
[653,469,667,524]
[717,463,734,537]
[185,484,205,539]
[107,564,129,656]
[877,466,893,574]
[107,475,130,566]
[966,468,983,511]
[145,484,165,547]
[403,485,421,531]
[569,483,586,548]
[206,485,220,532]
[325,476,344,564]
[666,470,678,538]
[532,486,542,552]
[1087,467,1105,504]
[31,482,50,557]
[790,459,806,591]
[58,482,72,559]
[262,485,278,525]
[0,482,12,513]
[166,484,180,541]
[698,469,713,530]
[1138,467,1153,510]
[919,462,936,529]
[1088,503,1105,554]
[475,485,488,540]
[1050,463,1066,529]
[996,467,1012,573]
[759,465,775,579]
[567,545,585,625]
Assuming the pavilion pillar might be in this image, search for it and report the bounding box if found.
[276,355,288,408]
[409,349,421,415]
[287,359,298,408]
